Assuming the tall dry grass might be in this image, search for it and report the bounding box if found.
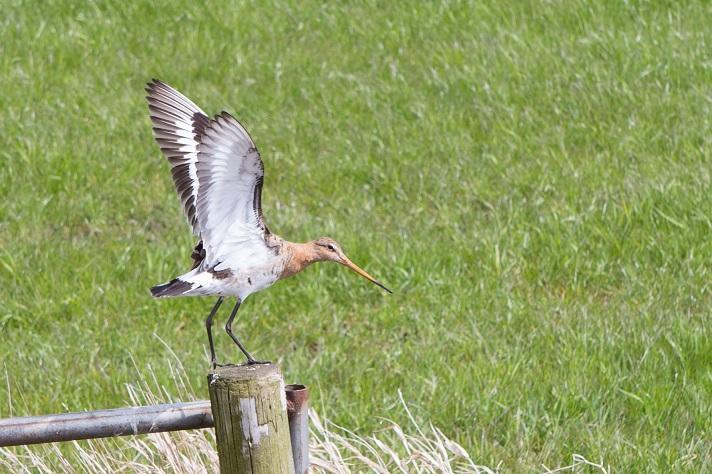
[0,345,608,473]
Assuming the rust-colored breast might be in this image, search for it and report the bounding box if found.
[278,242,313,279]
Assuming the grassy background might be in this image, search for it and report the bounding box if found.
[1,0,710,471]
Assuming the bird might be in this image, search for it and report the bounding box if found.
[145,79,391,367]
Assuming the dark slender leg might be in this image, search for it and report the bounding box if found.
[205,297,224,368]
[224,298,268,364]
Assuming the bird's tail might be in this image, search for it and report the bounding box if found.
[150,278,194,298]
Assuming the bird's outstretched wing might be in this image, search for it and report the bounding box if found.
[196,111,274,271]
[145,79,208,235]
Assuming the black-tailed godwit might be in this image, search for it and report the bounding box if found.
[145,79,391,367]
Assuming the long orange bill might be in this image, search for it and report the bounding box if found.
[342,258,392,294]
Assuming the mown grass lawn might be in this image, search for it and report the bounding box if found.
[1,0,709,471]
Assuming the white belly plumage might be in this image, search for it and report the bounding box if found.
[174,262,283,300]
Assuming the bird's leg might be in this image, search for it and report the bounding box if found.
[205,296,224,369]
[225,299,269,365]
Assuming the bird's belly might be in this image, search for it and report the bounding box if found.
[215,268,281,300]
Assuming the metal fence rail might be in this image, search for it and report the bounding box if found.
[0,367,309,473]
[0,400,213,447]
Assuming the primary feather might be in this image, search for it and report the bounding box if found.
[145,79,208,235]
[196,111,273,271]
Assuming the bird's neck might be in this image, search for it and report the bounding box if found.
[280,241,322,279]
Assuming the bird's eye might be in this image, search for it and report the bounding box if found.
[327,244,336,252]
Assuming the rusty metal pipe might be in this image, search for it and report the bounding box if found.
[285,384,310,474]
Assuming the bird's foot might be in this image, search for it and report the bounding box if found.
[246,359,272,366]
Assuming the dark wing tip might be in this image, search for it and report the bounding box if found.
[145,78,173,96]
[145,78,159,93]
[212,110,260,148]
[213,111,235,124]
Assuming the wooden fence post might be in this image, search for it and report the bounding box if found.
[208,364,295,474]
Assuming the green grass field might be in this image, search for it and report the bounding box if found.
[1,0,710,471]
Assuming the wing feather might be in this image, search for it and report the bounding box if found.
[145,79,207,235]
[195,112,273,270]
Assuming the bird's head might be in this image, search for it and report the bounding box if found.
[311,237,392,293]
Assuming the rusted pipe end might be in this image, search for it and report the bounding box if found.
[285,384,309,419]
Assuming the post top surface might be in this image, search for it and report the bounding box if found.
[208,362,281,383]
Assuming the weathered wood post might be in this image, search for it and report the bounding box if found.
[208,364,295,474]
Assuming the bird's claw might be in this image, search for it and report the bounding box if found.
[246,359,271,365]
